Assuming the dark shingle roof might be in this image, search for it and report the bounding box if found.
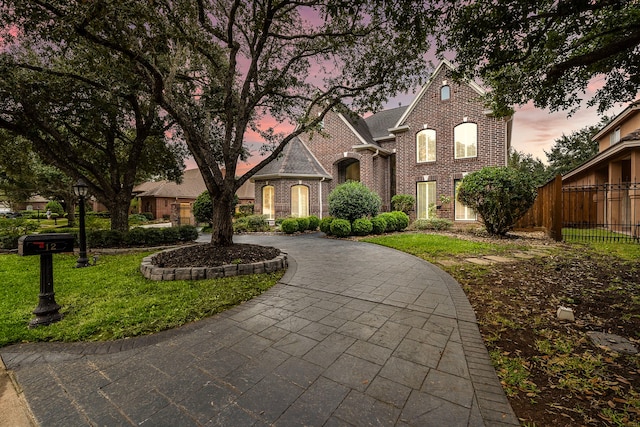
[133,168,206,198]
[252,137,331,180]
[620,128,640,143]
[364,106,408,139]
[340,111,376,145]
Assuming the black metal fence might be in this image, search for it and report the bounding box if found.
[562,182,640,243]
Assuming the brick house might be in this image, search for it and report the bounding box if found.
[252,60,512,222]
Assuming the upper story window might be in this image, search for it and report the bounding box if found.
[440,85,451,101]
[610,127,621,145]
[454,122,477,159]
[416,129,436,163]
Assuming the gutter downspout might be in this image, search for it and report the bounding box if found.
[319,177,326,219]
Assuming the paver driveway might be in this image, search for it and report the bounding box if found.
[1,233,518,426]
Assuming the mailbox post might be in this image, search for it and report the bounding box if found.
[18,234,75,328]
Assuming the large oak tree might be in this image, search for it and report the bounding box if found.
[437,0,640,116]
[2,0,436,245]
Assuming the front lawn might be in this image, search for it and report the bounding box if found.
[0,252,282,347]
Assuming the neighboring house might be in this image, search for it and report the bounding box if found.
[133,168,255,223]
[252,60,512,222]
[562,102,640,236]
[13,195,49,212]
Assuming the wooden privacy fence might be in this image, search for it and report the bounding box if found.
[513,175,563,241]
[514,176,640,243]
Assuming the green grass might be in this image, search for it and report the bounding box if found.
[0,252,282,347]
[361,232,529,263]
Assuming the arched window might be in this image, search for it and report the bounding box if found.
[291,185,309,218]
[416,129,436,163]
[262,186,275,220]
[454,122,477,159]
[440,85,450,101]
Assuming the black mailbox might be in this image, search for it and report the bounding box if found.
[18,233,75,256]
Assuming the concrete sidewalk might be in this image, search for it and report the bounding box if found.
[1,233,518,426]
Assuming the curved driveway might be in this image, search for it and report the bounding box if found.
[1,233,518,426]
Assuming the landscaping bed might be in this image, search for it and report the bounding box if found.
[452,244,640,426]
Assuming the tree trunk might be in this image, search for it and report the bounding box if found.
[106,192,132,232]
[66,201,76,228]
[210,192,235,246]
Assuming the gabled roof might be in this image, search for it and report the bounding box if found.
[133,168,206,198]
[394,59,486,129]
[592,101,640,142]
[338,111,377,146]
[365,106,408,140]
[251,137,332,180]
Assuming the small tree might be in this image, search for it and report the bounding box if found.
[193,192,213,225]
[457,167,537,236]
[329,182,381,223]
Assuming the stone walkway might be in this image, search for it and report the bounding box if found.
[1,233,519,426]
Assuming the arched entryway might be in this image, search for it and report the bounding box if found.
[337,158,360,183]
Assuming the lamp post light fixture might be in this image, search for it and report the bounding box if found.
[73,179,90,268]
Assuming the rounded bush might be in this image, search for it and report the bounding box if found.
[125,227,147,246]
[178,225,199,241]
[162,227,181,243]
[391,211,410,231]
[295,217,310,231]
[457,166,537,235]
[319,217,334,234]
[45,200,64,216]
[328,181,381,222]
[307,215,320,230]
[370,216,387,234]
[144,228,165,246]
[377,212,398,232]
[391,194,415,214]
[330,218,351,237]
[352,218,373,236]
[281,218,299,234]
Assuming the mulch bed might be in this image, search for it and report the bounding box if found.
[151,243,280,268]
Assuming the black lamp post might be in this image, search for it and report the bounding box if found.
[73,179,90,268]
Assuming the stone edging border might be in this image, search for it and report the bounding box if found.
[140,247,288,281]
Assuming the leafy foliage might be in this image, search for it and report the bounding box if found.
[319,217,334,235]
[370,216,387,235]
[352,218,373,236]
[391,194,415,214]
[295,217,310,232]
[233,215,270,233]
[391,211,409,231]
[409,218,453,231]
[457,167,537,236]
[437,1,640,114]
[329,218,352,237]
[376,213,398,232]
[307,215,320,231]
[281,218,299,234]
[544,122,604,177]
[193,192,213,225]
[508,149,551,187]
[329,181,381,222]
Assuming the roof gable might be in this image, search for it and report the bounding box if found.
[394,59,486,128]
[251,137,331,180]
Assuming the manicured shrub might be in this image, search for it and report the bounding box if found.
[457,166,537,236]
[352,218,373,236]
[410,218,453,231]
[377,212,398,232]
[162,227,181,242]
[307,215,320,231]
[281,218,299,234]
[234,215,270,233]
[319,217,334,234]
[295,217,310,231]
[328,181,381,222]
[391,194,415,214]
[125,227,147,246]
[144,228,165,246]
[391,211,410,231]
[330,218,351,237]
[178,225,199,241]
[370,216,387,234]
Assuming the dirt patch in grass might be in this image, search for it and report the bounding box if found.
[456,247,640,426]
[152,243,281,268]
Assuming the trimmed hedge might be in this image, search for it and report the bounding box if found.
[352,218,373,236]
[281,218,299,234]
[377,213,398,232]
[319,217,334,234]
[330,218,351,237]
[295,217,310,231]
[370,216,387,235]
[391,211,410,231]
[307,215,320,231]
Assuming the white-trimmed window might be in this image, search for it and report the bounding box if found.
[291,185,309,218]
[455,180,476,221]
[454,122,477,159]
[416,129,436,163]
[440,85,450,101]
[610,127,621,145]
[262,185,275,220]
[416,181,437,220]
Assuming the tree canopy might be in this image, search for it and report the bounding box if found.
[438,0,640,115]
[544,124,601,178]
[1,0,437,245]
